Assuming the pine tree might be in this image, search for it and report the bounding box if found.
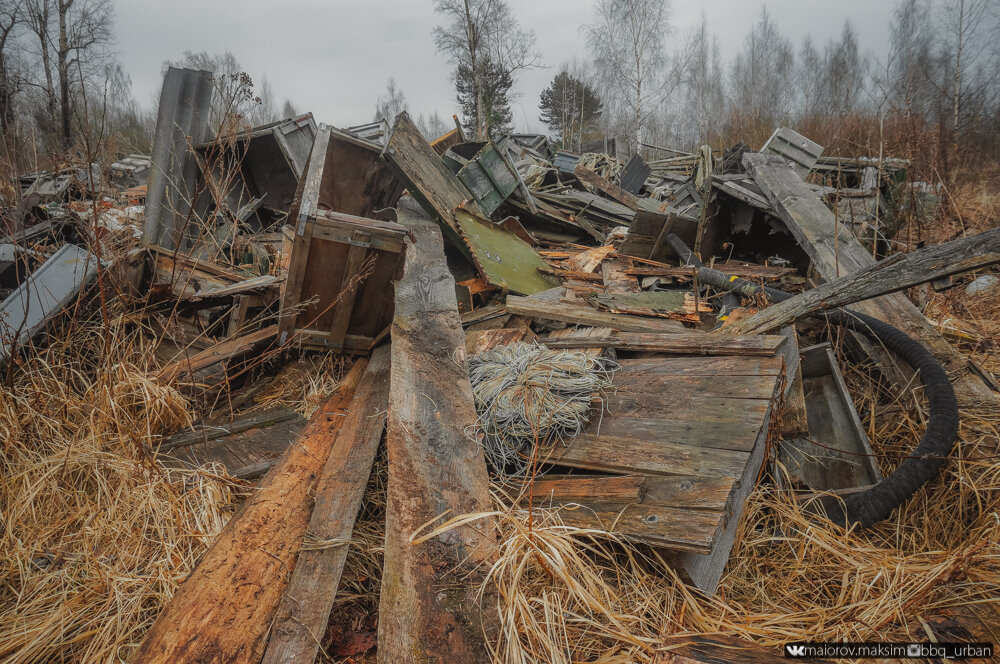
[538,70,602,150]
[456,57,514,138]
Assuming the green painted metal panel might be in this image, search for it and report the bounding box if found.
[454,209,559,296]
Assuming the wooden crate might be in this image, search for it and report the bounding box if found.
[278,124,405,353]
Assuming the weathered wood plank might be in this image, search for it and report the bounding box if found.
[727,226,1000,334]
[551,434,749,479]
[261,346,391,664]
[522,474,735,512]
[615,356,784,377]
[542,330,784,355]
[553,503,722,553]
[382,112,486,234]
[677,402,773,593]
[744,152,999,405]
[156,325,278,384]
[378,200,497,663]
[506,295,687,333]
[130,360,367,664]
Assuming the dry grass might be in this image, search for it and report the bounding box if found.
[0,311,239,664]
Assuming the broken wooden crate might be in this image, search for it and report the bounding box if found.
[279,124,405,353]
[519,330,786,594]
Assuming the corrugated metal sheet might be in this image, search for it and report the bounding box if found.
[143,67,213,250]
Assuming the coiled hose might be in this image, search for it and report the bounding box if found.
[666,234,959,528]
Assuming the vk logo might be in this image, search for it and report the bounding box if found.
[785,644,807,657]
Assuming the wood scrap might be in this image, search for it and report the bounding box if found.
[156,325,278,384]
[130,360,367,664]
[262,345,391,664]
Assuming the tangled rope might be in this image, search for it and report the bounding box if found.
[468,342,619,477]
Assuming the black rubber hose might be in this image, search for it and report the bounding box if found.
[666,234,959,529]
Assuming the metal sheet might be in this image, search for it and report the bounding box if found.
[144,67,213,250]
[0,244,98,364]
[454,209,559,296]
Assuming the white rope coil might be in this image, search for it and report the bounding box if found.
[468,341,619,477]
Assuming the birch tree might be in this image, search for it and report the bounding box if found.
[586,0,674,151]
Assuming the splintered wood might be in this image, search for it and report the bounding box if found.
[131,360,367,664]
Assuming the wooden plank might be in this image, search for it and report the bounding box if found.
[327,231,371,347]
[465,327,535,354]
[615,356,784,377]
[522,474,735,512]
[677,401,773,594]
[130,360,367,664]
[551,434,749,479]
[553,503,722,553]
[382,112,486,235]
[262,346,391,664]
[744,152,999,405]
[602,259,640,293]
[157,407,301,452]
[778,326,809,438]
[541,331,783,356]
[727,226,1000,335]
[574,163,641,209]
[506,295,687,333]
[156,325,278,383]
[378,200,497,663]
[592,415,768,454]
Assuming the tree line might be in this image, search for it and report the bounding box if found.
[421,0,1000,178]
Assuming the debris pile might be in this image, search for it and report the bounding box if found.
[2,66,1000,663]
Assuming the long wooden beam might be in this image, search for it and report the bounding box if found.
[261,345,391,664]
[727,226,1000,335]
[378,200,498,663]
[131,360,367,664]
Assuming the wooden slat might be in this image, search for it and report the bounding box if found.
[327,231,371,347]
[382,112,486,234]
[615,356,784,377]
[542,331,784,356]
[378,200,497,662]
[262,346,391,664]
[157,407,301,452]
[522,474,735,512]
[130,360,367,664]
[465,327,535,354]
[727,226,1000,335]
[506,295,687,333]
[551,434,749,479]
[156,325,278,383]
[554,503,722,553]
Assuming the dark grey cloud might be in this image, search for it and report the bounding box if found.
[114,0,896,132]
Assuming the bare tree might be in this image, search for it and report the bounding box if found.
[433,0,538,138]
[374,75,408,123]
[416,110,450,139]
[21,0,111,148]
[677,13,725,148]
[729,7,794,134]
[586,0,679,151]
[886,0,937,119]
[0,0,23,141]
[939,0,993,138]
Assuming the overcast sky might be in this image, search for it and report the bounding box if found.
[114,0,897,133]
